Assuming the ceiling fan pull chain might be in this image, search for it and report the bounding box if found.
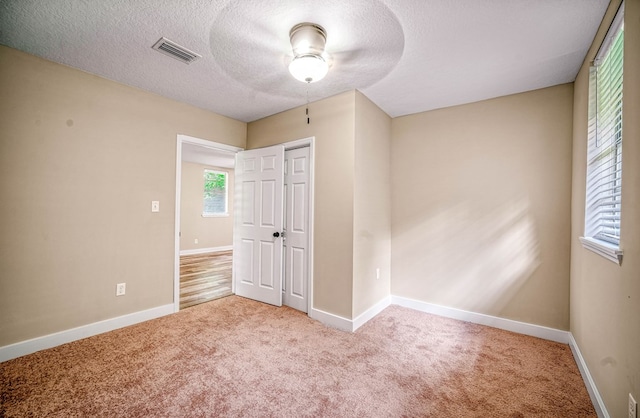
[306,88,310,125]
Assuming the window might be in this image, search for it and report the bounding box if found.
[581,2,624,264]
[203,170,228,217]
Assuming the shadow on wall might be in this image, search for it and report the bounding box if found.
[395,198,540,313]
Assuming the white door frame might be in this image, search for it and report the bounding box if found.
[174,134,243,313]
[174,134,314,315]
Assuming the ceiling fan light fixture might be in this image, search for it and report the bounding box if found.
[289,54,329,83]
[288,23,328,83]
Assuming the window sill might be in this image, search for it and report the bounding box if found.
[579,237,623,265]
[202,213,229,218]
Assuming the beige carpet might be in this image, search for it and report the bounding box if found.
[1,296,595,417]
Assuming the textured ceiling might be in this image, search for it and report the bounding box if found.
[0,0,609,123]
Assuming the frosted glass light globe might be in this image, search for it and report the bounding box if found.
[288,54,329,83]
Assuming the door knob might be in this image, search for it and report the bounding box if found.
[273,232,280,238]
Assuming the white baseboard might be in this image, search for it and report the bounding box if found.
[352,296,391,331]
[310,295,570,342]
[309,307,353,332]
[310,296,392,332]
[179,245,232,256]
[391,296,570,344]
[0,304,174,363]
[569,333,609,418]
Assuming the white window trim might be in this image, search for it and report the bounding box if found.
[202,169,229,217]
[581,1,624,265]
[202,213,230,218]
[579,237,623,265]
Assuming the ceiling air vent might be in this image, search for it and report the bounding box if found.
[152,37,201,64]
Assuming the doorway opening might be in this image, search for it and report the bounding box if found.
[174,135,242,312]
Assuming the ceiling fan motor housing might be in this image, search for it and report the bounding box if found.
[289,22,327,57]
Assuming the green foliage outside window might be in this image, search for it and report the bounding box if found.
[203,170,227,215]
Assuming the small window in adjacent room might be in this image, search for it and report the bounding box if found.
[203,170,228,217]
[580,1,624,265]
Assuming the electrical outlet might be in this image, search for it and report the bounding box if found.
[376,268,380,280]
[630,393,637,418]
[194,238,198,244]
[116,283,126,296]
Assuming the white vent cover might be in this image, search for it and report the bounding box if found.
[152,37,201,64]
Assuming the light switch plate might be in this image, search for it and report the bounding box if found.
[151,201,160,212]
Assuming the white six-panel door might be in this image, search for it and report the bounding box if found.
[283,147,310,312]
[233,145,284,306]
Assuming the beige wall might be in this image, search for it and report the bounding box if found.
[391,84,574,330]
[247,91,356,318]
[180,162,234,251]
[353,91,392,318]
[570,1,640,416]
[0,45,246,346]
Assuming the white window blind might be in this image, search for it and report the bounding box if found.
[584,2,624,255]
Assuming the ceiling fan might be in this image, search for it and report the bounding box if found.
[207,0,404,101]
[287,22,329,83]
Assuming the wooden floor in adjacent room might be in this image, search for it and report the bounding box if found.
[179,250,233,310]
